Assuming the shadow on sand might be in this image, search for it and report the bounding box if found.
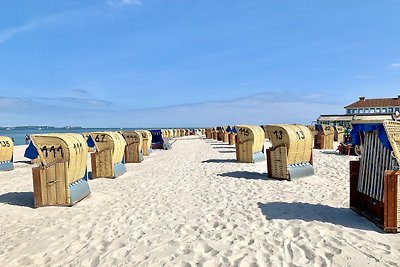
[257,202,379,231]
[202,159,238,163]
[320,151,342,155]
[0,191,35,208]
[218,171,268,180]
[218,150,235,154]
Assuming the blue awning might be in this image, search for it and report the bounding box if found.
[351,123,392,150]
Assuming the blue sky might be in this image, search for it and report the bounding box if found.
[0,0,399,127]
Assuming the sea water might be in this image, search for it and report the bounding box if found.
[0,128,138,145]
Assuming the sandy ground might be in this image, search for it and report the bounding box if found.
[0,136,399,266]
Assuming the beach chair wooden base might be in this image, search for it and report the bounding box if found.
[124,144,143,163]
[266,147,314,180]
[91,152,127,179]
[32,163,90,208]
[350,161,399,233]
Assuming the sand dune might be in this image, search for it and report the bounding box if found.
[0,137,399,266]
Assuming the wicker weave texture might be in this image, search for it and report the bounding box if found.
[0,136,13,163]
[30,133,88,184]
[236,125,264,163]
[136,130,152,156]
[266,124,312,165]
[89,132,125,165]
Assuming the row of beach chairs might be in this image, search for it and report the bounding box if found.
[0,128,196,208]
[206,122,400,233]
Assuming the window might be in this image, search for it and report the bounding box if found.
[382,108,387,113]
[376,108,381,113]
[388,107,393,112]
[370,108,375,113]
[364,108,369,114]
[359,108,364,114]
[346,109,351,114]
[352,109,357,114]
[396,108,400,112]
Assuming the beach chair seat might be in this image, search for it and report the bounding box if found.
[349,120,400,233]
[235,125,265,163]
[265,124,314,180]
[0,136,14,171]
[88,132,126,178]
[26,133,90,207]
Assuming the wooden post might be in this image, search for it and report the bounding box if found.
[384,170,399,232]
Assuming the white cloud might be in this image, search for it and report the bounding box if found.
[0,22,37,44]
[107,0,142,6]
[390,63,400,69]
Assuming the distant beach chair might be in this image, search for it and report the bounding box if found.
[228,126,237,145]
[121,131,143,163]
[334,126,345,142]
[217,126,229,143]
[167,129,174,139]
[26,133,90,207]
[265,124,314,180]
[314,124,334,149]
[0,136,14,171]
[349,120,400,232]
[88,132,127,178]
[307,125,318,148]
[150,129,171,150]
[205,128,213,139]
[211,127,218,140]
[137,130,153,156]
[173,129,180,138]
[260,125,270,139]
[235,125,265,163]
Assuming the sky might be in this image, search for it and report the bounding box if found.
[0,0,399,127]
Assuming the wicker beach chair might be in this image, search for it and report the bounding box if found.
[265,124,314,180]
[136,130,153,156]
[314,124,334,149]
[235,125,265,163]
[228,126,237,145]
[350,120,400,232]
[28,133,90,207]
[121,131,143,163]
[0,136,14,171]
[334,126,345,142]
[89,132,127,179]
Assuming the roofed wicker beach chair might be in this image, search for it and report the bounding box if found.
[314,124,334,149]
[121,131,143,163]
[227,126,237,145]
[150,129,172,150]
[265,124,314,180]
[173,129,180,138]
[218,126,229,143]
[205,128,213,139]
[349,120,400,233]
[334,126,345,142]
[235,125,265,163]
[26,133,90,207]
[0,136,14,171]
[88,132,126,178]
[136,130,153,156]
[211,127,218,140]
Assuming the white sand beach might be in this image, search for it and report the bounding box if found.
[0,136,399,266]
